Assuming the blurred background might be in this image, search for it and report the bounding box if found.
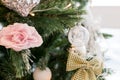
[91,0,120,28]
[91,0,120,80]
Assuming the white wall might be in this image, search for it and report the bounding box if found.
[91,6,120,28]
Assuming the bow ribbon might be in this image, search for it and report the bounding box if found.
[66,48,103,80]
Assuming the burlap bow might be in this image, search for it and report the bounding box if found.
[66,48,103,80]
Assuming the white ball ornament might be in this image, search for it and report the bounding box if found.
[33,67,52,80]
[68,24,90,47]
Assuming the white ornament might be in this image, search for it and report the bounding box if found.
[33,67,52,80]
[1,0,40,17]
[68,25,89,47]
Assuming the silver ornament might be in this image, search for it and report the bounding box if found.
[1,0,40,17]
[68,24,89,47]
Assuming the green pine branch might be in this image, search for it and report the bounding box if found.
[0,0,87,37]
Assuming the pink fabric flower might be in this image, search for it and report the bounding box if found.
[0,23,43,51]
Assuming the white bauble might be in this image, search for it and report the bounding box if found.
[33,67,52,80]
[68,25,89,47]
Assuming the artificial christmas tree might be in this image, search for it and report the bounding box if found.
[0,0,104,80]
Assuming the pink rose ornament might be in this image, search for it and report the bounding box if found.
[0,23,43,51]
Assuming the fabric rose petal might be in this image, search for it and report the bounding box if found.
[0,23,43,51]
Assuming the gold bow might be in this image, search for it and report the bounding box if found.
[66,48,103,80]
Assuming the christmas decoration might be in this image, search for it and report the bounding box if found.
[68,24,90,58]
[66,47,103,80]
[68,24,89,47]
[33,67,52,80]
[0,23,43,78]
[21,49,32,73]
[0,23,43,51]
[1,0,40,17]
[67,16,103,80]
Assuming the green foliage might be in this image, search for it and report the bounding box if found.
[102,33,113,39]
[97,68,113,80]
[0,0,87,38]
[0,59,16,80]
[0,49,32,80]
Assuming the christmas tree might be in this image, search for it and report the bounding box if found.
[0,0,104,80]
